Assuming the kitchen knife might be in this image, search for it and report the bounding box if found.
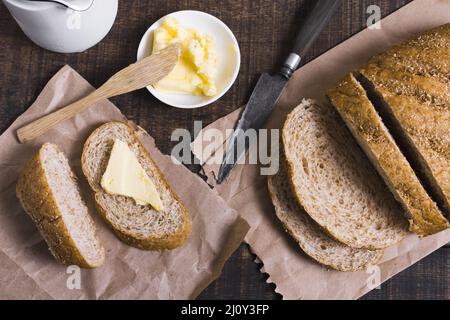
[217,0,340,184]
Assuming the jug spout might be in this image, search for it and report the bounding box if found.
[3,0,57,11]
[3,0,94,11]
[3,0,118,53]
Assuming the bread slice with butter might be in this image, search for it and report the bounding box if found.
[81,122,191,250]
[16,143,105,268]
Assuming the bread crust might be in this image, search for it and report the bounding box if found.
[81,122,191,250]
[267,168,383,272]
[328,74,449,237]
[282,100,408,249]
[16,143,105,268]
[359,24,450,215]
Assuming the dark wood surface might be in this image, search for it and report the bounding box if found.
[1,0,448,300]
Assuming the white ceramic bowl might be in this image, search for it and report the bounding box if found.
[137,10,241,109]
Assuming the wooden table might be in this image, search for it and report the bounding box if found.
[0,0,448,300]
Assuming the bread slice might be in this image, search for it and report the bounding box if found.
[81,122,191,250]
[328,74,449,236]
[16,143,105,268]
[282,99,408,249]
[268,158,383,272]
[359,24,450,215]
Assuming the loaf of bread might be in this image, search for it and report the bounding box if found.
[81,122,191,250]
[282,99,408,250]
[16,143,105,268]
[268,157,383,272]
[328,73,449,236]
[359,24,450,216]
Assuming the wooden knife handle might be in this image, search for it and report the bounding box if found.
[16,44,179,143]
[16,88,109,143]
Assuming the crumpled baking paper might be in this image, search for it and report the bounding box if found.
[0,65,249,299]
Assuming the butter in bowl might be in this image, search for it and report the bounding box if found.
[137,10,241,109]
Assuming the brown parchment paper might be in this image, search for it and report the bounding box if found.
[192,0,450,299]
[0,65,249,300]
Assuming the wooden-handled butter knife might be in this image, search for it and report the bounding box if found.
[217,0,340,183]
[17,44,179,143]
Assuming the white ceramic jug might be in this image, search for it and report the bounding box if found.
[3,0,118,53]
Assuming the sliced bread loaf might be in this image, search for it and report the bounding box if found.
[81,122,191,250]
[328,74,449,236]
[16,143,105,268]
[282,99,408,249]
[268,159,383,272]
[359,24,450,215]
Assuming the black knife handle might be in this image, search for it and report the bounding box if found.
[279,0,340,79]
